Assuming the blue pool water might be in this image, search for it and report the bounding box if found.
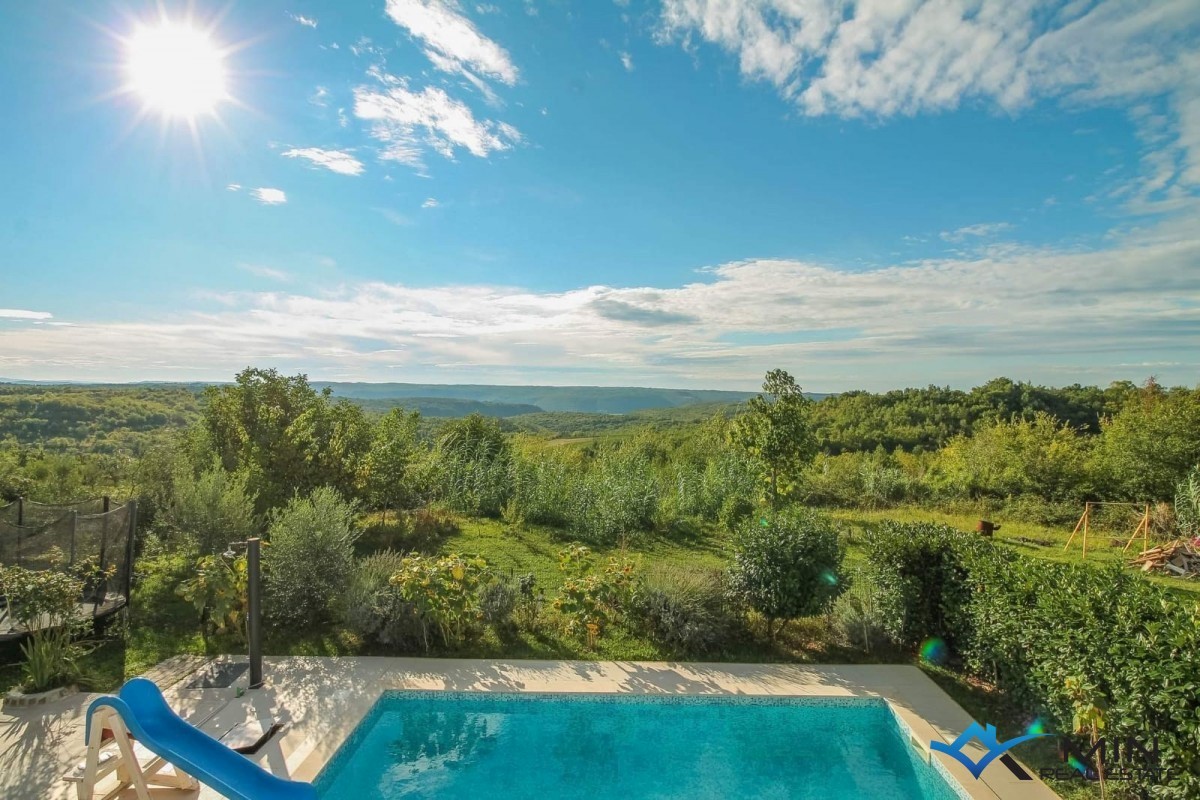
[315,692,965,799]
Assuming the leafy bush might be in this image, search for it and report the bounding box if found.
[552,545,638,647]
[176,552,248,639]
[861,524,1200,799]
[264,487,359,629]
[861,521,987,652]
[344,550,423,648]
[389,552,491,650]
[0,557,104,692]
[633,567,739,656]
[479,579,518,630]
[726,508,844,638]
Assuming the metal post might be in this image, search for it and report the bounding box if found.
[247,537,264,689]
[69,510,78,565]
[16,496,23,526]
[124,500,137,602]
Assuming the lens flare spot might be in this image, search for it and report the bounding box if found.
[820,570,838,586]
[919,637,948,665]
[1026,718,1047,736]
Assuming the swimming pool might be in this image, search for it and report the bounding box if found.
[315,692,967,799]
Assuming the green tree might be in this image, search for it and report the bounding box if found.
[201,368,372,509]
[164,464,259,555]
[1091,382,1200,500]
[365,407,422,520]
[727,508,843,638]
[731,369,816,505]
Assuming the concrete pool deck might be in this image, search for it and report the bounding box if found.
[0,656,1060,800]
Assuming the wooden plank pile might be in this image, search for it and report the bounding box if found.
[1130,539,1200,578]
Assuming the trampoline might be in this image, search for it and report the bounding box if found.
[0,496,137,641]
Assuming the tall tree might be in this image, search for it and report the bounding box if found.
[731,369,816,505]
[365,407,421,521]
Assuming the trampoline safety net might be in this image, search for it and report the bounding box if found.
[0,497,136,638]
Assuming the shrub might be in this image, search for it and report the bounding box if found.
[479,579,518,630]
[860,524,1200,799]
[633,567,739,656]
[176,552,248,640]
[344,550,423,648]
[265,487,359,629]
[829,573,889,654]
[726,508,844,638]
[861,521,988,653]
[552,545,637,648]
[0,557,104,692]
[389,553,491,650]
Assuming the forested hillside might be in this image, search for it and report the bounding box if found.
[316,381,757,413]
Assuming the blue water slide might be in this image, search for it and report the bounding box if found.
[85,677,317,800]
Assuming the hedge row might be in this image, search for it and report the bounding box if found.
[863,522,1200,798]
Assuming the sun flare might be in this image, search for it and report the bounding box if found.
[125,22,227,118]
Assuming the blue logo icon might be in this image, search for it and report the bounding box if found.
[931,721,1049,780]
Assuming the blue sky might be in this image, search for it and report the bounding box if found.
[1,0,1198,390]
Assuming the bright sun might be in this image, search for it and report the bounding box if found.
[126,22,227,118]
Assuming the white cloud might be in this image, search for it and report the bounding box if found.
[657,0,1200,204]
[282,147,365,176]
[288,13,318,28]
[3,217,1197,388]
[620,51,634,71]
[940,222,1014,242]
[309,86,330,107]
[252,188,288,205]
[354,76,522,165]
[422,197,440,208]
[226,183,242,192]
[384,0,519,85]
[239,264,292,282]
[0,309,52,321]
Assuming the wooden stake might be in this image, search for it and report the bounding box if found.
[1065,503,1088,553]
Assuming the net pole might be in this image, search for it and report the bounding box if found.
[16,496,22,527]
[124,500,137,602]
[70,510,78,565]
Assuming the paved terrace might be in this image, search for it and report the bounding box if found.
[0,656,1060,800]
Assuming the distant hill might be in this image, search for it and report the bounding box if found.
[504,402,745,438]
[353,397,543,418]
[314,382,757,414]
